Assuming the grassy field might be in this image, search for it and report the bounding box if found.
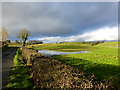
[28,41,119,88]
[27,42,99,52]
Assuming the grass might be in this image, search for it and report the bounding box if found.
[7,48,32,88]
[94,41,118,48]
[27,42,98,52]
[29,41,119,88]
[8,44,22,47]
[52,47,118,80]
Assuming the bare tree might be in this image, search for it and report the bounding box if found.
[1,28,8,41]
[17,29,30,46]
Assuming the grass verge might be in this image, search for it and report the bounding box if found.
[7,48,32,88]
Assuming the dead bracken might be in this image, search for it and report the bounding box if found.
[21,47,112,89]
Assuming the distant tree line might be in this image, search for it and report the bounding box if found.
[10,40,43,45]
[28,40,43,45]
[56,42,67,44]
[1,27,104,47]
[1,28,43,48]
[82,41,105,46]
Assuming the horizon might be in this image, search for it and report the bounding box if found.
[7,39,119,44]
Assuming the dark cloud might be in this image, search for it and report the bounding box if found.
[2,2,118,40]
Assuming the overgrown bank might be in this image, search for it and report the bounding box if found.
[31,56,107,88]
[7,47,118,89]
[27,41,119,89]
[21,48,111,88]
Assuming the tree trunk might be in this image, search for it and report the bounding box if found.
[22,36,27,46]
[22,39,26,46]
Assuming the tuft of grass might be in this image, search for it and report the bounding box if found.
[7,48,32,88]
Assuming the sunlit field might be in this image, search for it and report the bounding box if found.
[27,42,98,52]
[27,41,119,86]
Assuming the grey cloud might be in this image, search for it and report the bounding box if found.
[38,26,117,43]
[2,2,118,40]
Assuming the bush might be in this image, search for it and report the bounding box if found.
[2,41,8,47]
[21,47,43,66]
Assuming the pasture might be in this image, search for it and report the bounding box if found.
[28,41,119,87]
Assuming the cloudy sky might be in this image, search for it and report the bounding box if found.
[2,2,118,43]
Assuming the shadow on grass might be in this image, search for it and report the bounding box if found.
[2,47,19,52]
[2,47,19,61]
[2,47,19,88]
[6,48,33,88]
[52,55,120,88]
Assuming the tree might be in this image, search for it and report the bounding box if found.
[15,40,20,44]
[1,28,8,41]
[17,29,30,46]
[6,40,11,44]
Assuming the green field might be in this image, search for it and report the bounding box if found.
[28,41,119,87]
[27,42,98,52]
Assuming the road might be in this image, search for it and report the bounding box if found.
[2,47,18,89]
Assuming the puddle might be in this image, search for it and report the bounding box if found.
[38,50,89,56]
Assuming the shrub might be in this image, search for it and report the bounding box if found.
[21,47,43,66]
[2,41,8,47]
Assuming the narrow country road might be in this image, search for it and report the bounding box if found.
[2,47,18,89]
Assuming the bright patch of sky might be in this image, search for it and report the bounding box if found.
[36,26,118,43]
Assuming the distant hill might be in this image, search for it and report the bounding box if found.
[85,40,118,42]
[94,41,118,48]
